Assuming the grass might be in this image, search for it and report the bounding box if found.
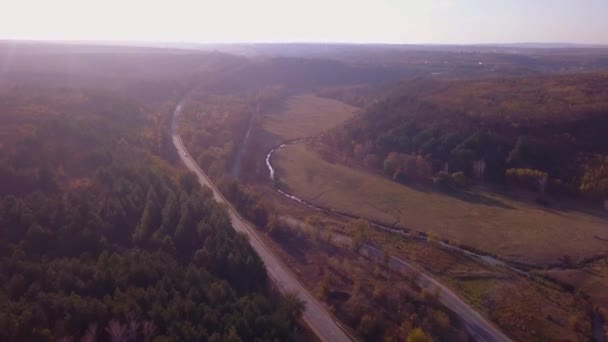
[365,214,593,341]
[452,276,590,341]
[541,261,608,314]
[262,94,357,140]
[265,189,594,341]
[274,143,608,266]
[262,206,475,341]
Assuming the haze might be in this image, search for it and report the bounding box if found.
[1,0,607,44]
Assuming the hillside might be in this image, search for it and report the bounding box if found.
[322,73,608,200]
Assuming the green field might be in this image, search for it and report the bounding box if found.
[262,94,357,140]
[274,143,608,266]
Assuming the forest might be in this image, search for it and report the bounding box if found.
[320,73,608,202]
[3,40,608,342]
[0,49,302,341]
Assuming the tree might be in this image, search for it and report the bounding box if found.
[451,171,466,188]
[133,188,161,244]
[383,152,400,177]
[305,216,324,242]
[350,219,370,252]
[579,154,608,201]
[249,203,269,228]
[407,328,433,342]
[179,171,199,192]
[105,320,127,342]
[384,152,432,182]
[358,314,383,340]
[23,223,52,254]
[505,168,548,193]
[279,292,306,324]
[158,192,179,236]
[315,276,330,300]
[432,310,450,331]
[353,143,365,160]
[363,154,381,169]
[415,155,433,180]
[142,321,157,342]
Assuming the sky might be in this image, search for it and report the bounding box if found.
[0,0,606,44]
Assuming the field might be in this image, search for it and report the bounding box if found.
[370,230,593,341]
[255,183,594,341]
[273,143,608,266]
[262,94,358,140]
[541,262,608,315]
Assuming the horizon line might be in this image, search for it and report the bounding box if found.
[2,38,608,49]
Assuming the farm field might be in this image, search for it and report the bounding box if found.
[273,143,608,266]
[262,94,358,140]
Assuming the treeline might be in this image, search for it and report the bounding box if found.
[212,57,408,91]
[179,86,288,182]
[321,73,608,201]
[0,83,300,340]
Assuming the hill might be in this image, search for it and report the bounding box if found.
[321,73,608,201]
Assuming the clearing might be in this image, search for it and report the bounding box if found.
[262,94,358,140]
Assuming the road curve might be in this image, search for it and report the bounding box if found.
[171,102,352,342]
[282,216,512,342]
[365,245,511,342]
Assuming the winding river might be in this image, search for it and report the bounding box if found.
[266,142,513,269]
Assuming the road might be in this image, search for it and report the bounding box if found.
[282,216,513,342]
[171,102,352,342]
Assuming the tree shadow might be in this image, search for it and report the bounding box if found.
[538,207,566,216]
[550,205,608,221]
[404,182,432,194]
[594,235,608,243]
[581,267,603,277]
[441,189,515,209]
[489,186,608,220]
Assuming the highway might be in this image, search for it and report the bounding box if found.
[171,102,352,342]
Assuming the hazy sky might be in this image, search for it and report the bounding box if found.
[1,0,606,44]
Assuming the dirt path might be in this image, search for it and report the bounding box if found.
[230,112,255,179]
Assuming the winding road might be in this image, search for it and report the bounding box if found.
[171,102,352,342]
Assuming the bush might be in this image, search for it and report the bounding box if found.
[433,171,453,191]
[451,171,466,188]
[407,328,432,342]
[505,168,548,192]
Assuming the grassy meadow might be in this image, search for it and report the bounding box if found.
[541,262,608,315]
[262,94,358,140]
[274,143,608,266]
